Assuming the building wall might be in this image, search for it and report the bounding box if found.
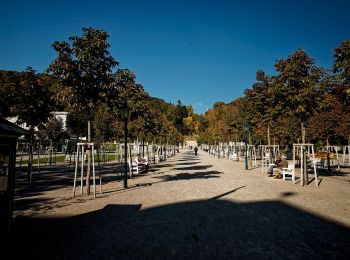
[6,111,68,131]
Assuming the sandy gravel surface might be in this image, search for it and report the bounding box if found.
[9,148,350,259]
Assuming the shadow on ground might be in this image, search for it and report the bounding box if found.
[152,170,223,182]
[9,188,350,259]
[174,165,213,171]
[175,162,201,166]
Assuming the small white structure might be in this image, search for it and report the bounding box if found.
[247,144,257,167]
[260,145,279,174]
[282,163,295,182]
[293,144,318,187]
[73,143,102,198]
[51,111,68,130]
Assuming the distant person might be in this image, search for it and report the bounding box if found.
[267,155,282,176]
[274,155,288,179]
[194,146,198,156]
[137,154,149,172]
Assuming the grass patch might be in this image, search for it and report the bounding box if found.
[17,153,120,165]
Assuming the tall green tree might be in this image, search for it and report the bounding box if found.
[0,70,22,117]
[48,27,118,194]
[11,67,53,181]
[243,70,273,144]
[272,49,327,143]
[333,40,350,104]
[171,100,189,135]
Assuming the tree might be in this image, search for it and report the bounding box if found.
[66,110,88,139]
[11,67,53,181]
[0,70,22,117]
[183,105,196,136]
[171,100,188,135]
[110,69,149,115]
[48,27,118,194]
[333,40,350,83]
[243,70,274,144]
[272,49,327,143]
[333,40,350,104]
[45,117,63,143]
[93,103,115,143]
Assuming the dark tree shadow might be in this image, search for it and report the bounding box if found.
[9,188,350,259]
[176,162,201,166]
[174,165,213,171]
[152,170,223,182]
[15,166,74,197]
[178,158,201,161]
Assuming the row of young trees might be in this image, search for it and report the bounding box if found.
[200,40,350,148]
[0,28,197,144]
[0,27,195,190]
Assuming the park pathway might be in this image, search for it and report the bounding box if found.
[10,147,350,259]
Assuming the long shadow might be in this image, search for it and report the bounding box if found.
[174,165,213,171]
[152,170,223,182]
[9,188,350,259]
[176,162,201,166]
[151,163,173,169]
[14,163,126,213]
[15,163,124,198]
[15,167,73,197]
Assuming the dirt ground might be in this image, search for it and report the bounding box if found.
[7,148,350,259]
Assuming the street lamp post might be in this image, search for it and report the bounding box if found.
[120,104,131,189]
[243,122,251,170]
[218,138,220,159]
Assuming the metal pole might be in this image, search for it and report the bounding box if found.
[124,119,128,189]
[245,131,248,170]
[245,144,248,170]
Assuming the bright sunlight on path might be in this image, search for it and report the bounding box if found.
[11,148,350,259]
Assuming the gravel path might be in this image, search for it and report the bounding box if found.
[9,148,350,259]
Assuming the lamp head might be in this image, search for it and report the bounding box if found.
[119,103,131,121]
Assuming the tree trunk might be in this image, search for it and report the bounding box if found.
[142,137,145,157]
[37,139,41,174]
[326,136,331,172]
[28,127,34,182]
[49,139,53,165]
[301,122,306,144]
[300,122,307,184]
[86,120,92,195]
[267,125,270,146]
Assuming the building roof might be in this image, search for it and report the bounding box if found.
[0,117,29,137]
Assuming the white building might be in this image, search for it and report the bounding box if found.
[6,111,68,131]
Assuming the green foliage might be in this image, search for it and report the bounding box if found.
[0,70,22,117]
[93,103,115,143]
[172,100,189,135]
[110,69,149,117]
[333,40,350,84]
[273,49,326,123]
[66,110,88,137]
[45,117,64,142]
[11,67,53,129]
[48,27,118,118]
[201,46,350,146]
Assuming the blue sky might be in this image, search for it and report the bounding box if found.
[1,0,350,114]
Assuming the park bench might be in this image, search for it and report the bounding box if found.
[282,163,295,183]
[308,157,325,170]
[129,156,148,176]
